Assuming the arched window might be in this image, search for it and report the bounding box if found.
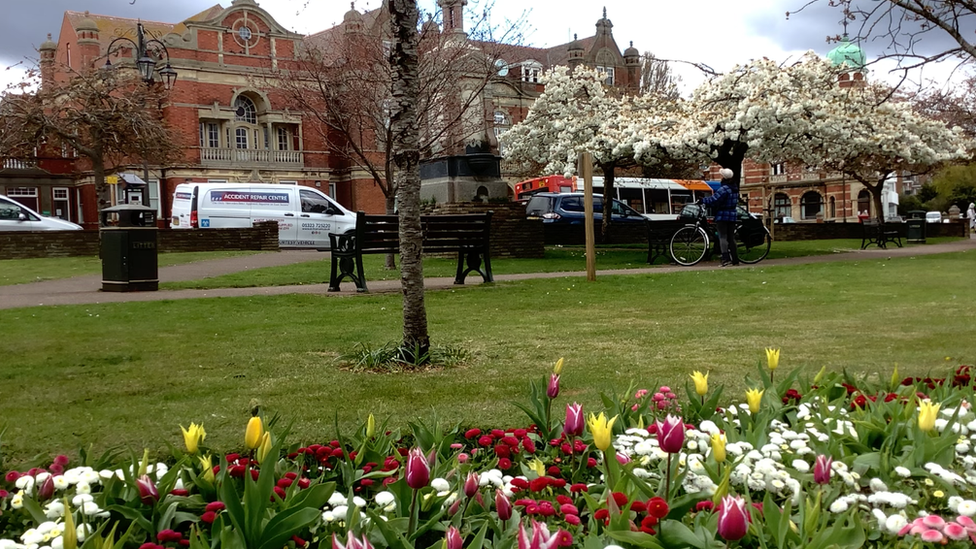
[774,193,791,220]
[234,96,257,124]
[857,189,871,216]
[800,191,823,220]
[829,196,836,218]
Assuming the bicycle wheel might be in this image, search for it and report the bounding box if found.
[670,226,709,266]
[735,228,771,264]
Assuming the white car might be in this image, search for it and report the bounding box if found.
[0,194,83,231]
[925,211,943,224]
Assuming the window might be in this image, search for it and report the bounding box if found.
[774,193,791,219]
[52,187,69,220]
[493,111,508,125]
[521,62,542,83]
[771,163,785,176]
[800,191,822,220]
[596,66,614,85]
[560,196,584,212]
[235,128,248,149]
[199,123,219,148]
[0,198,27,220]
[300,189,331,214]
[829,196,836,218]
[857,190,871,216]
[234,96,257,124]
[277,127,291,150]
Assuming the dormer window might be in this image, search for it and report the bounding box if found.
[521,60,542,83]
[596,66,614,85]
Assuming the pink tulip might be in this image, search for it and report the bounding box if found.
[517,520,564,549]
[405,448,430,489]
[547,374,560,399]
[463,472,479,498]
[813,455,832,485]
[136,474,160,505]
[656,415,685,454]
[716,495,750,541]
[615,453,631,465]
[564,403,584,437]
[496,489,512,521]
[332,533,373,549]
[446,526,463,549]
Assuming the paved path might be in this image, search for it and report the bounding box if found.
[1,236,973,310]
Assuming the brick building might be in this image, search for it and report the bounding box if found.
[2,0,642,228]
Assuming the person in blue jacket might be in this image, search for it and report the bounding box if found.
[701,168,739,266]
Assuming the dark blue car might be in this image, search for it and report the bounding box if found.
[525,193,647,224]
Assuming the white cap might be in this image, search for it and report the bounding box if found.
[718,168,734,180]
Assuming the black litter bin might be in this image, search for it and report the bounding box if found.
[906,218,926,243]
[100,204,158,292]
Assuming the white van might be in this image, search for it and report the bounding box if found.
[170,183,357,249]
[0,194,83,231]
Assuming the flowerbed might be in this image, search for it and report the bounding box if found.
[3,354,976,549]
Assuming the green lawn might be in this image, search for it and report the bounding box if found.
[158,238,961,290]
[0,250,972,464]
[0,251,263,286]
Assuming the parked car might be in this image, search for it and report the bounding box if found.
[925,211,943,224]
[0,195,83,231]
[525,193,647,224]
[775,216,796,224]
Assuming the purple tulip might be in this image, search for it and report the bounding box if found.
[717,495,750,541]
[37,476,55,500]
[496,489,512,521]
[463,472,479,498]
[136,474,160,505]
[564,403,584,437]
[547,373,560,399]
[446,526,463,549]
[656,415,685,454]
[405,448,430,489]
[814,455,832,485]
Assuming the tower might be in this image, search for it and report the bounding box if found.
[438,0,467,35]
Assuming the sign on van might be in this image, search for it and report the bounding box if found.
[210,191,290,204]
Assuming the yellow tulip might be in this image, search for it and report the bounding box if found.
[813,365,827,384]
[256,432,273,463]
[918,400,940,432]
[528,458,546,477]
[366,414,376,438]
[586,412,618,451]
[765,348,780,371]
[245,416,264,450]
[553,357,565,375]
[199,455,215,483]
[180,423,206,455]
[61,498,77,549]
[711,433,726,463]
[745,388,764,414]
[690,371,709,396]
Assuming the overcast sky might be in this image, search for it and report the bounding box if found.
[0,0,968,93]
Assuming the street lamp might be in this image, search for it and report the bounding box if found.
[103,22,178,207]
[104,22,177,90]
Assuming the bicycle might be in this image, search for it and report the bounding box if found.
[669,203,772,266]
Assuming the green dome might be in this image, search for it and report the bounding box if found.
[827,35,865,70]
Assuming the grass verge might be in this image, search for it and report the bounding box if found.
[0,251,972,463]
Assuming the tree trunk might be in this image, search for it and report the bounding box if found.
[92,153,110,212]
[599,162,616,244]
[385,192,397,270]
[870,177,886,222]
[389,0,429,362]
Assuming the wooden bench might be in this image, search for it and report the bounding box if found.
[860,219,903,249]
[328,211,493,292]
[647,220,685,264]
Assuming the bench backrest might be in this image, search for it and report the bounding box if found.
[354,211,492,254]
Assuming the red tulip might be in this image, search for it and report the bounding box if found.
[717,495,750,541]
[405,448,430,489]
[564,403,584,437]
[814,455,832,485]
[37,476,55,500]
[136,474,160,505]
[463,472,479,498]
[547,374,560,399]
[446,526,463,549]
[496,489,512,521]
[656,415,685,454]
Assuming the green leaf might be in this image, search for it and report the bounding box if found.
[657,520,706,549]
[607,531,666,549]
[256,508,321,549]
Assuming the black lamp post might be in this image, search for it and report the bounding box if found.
[103,22,177,207]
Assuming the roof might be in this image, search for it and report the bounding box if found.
[64,6,224,52]
[675,180,712,191]
[827,35,866,70]
[591,177,688,191]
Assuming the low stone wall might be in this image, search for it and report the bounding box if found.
[543,223,648,246]
[0,221,280,260]
[421,202,545,259]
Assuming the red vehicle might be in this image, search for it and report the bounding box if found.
[514,175,577,201]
